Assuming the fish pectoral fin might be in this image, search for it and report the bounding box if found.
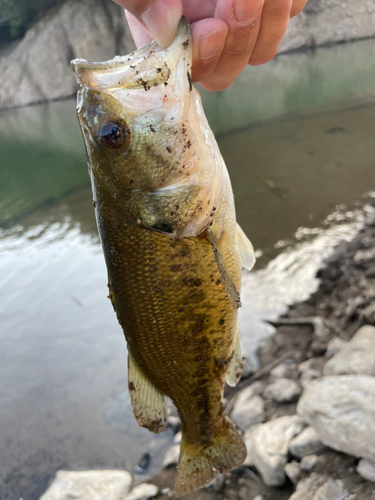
[236,223,256,271]
[205,228,241,309]
[128,351,167,434]
[225,325,243,387]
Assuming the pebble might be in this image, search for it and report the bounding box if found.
[360,302,375,325]
[244,415,305,486]
[284,461,302,484]
[299,369,321,388]
[323,326,375,376]
[300,454,319,472]
[173,431,181,444]
[289,427,326,458]
[354,247,375,263]
[124,483,158,500]
[325,337,348,358]
[297,376,375,462]
[269,360,298,382]
[288,474,348,500]
[357,458,375,482]
[166,415,180,432]
[231,393,265,431]
[263,378,302,403]
[162,444,180,467]
[39,470,133,500]
[205,473,226,492]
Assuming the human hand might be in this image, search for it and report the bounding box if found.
[112,0,307,91]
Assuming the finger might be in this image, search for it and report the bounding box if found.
[113,0,183,47]
[290,0,307,17]
[199,0,264,92]
[190,19,228,83]
[249,0,292,66]
[125,10,153,48]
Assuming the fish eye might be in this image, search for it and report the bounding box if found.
[100,120,129,149]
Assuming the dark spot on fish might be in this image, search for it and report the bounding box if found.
[183,39,190,49]
[129,179,134,184]
[164,82,168,87]
[187,70,192,92]
[129,382,135,391]
[195,279,202,286]
[156,68,162,73]
[149,125,155,132]
[166,146,172,153]
[171,264,179,272]
[92,200,96,208]
[186,140,191,148]
[178,307,184,312]
[216,279,221,286]
[219,319,225,325]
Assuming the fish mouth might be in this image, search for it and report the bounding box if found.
[71,17,192,91]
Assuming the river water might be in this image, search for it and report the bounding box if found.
[1,39,375,500]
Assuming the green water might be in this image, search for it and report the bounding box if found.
[1,39,375,500]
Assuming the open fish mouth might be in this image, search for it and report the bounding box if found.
[71,18,192,93]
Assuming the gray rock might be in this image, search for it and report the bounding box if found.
[173,431,182,444]
[357,459,375,482]
[245,415,305,486]
[289,427,326,458]
[354,248,375,263]
[323,326,375,376]
[326,337,348,359]
[270,361,298,382]
[288,475,348,500]
[0,0,134,110]
[124,483,158,500]
[300,455,319,472]
[300,369,322,388]
[39,470,133,500]
[231,394,265,431]
[360,303,375,325]
[205,473,226,492]
[284,461,302,485]
[263,378,302,404]
[297,376,375,462]
[162,444,180,468]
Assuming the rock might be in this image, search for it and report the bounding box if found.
[39,470,133,500]
[162,445,180,468]
[0,0,134,109]
[360,303,375,325]
[124,483,158,500]
[323,326,375,376]
[167,415,180,433]
[269,360,298,382]
[297,376,375,462]
[245,415,305,486]
[326,337,348,359]
[300,369,322,388]
[300,455,319,472]
[312,478,349,500]
[289,427,326,458]
[288,475,348,500]
[299,358,324,376]
[173,431,182,444]
[263,378,302,403]
[357,459,375,482]
[284,461,302,485]
[231,394,265,431]
[354,248,375,263]
[205,473,226,492]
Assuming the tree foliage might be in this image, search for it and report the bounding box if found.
[0,0,62,39]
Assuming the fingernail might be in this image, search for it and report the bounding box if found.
[233,0,262,24]
[199,28,227,61]
[141,1,180,47]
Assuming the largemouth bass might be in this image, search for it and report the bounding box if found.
[71,18,255,496]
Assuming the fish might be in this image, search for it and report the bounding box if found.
[71,18,255,496]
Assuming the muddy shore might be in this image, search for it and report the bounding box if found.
[138,201,375,500]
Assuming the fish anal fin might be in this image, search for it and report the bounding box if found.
[128,351,167,434]
[175,417,246,496]
[205,228,241,309]
[226,325,243,387]
[236,223,255,271]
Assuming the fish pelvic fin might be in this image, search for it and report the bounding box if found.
[128,351,167,434]
[175,417,246,496]
[236,223,256,271]
[225,325,243,387]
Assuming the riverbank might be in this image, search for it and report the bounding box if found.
[40,202,375,499]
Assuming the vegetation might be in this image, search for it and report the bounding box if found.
[0,0,62,41]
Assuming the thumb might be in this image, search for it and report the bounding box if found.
[112,0,183,47]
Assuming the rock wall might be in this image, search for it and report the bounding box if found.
[0,0,135,109]
[0,0,375,110]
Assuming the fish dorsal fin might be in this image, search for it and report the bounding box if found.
[128,351,167,434]
[205,228,241,310]
[236,223,256,271]
[226,325,243,387]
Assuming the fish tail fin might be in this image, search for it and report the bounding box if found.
[175,416,246,496]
